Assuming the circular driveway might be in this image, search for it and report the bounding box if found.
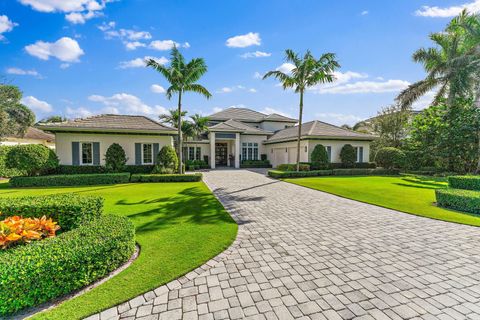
[95,169,480,320]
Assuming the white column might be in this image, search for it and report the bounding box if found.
[210,132,215,169]
[235,133,240,169]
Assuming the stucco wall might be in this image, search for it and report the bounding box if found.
[240,135,268,159]
[308,140,371,163]
[55,132,173,165]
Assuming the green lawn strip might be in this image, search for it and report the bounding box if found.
[284,175,480,227]
[0,182,237,320]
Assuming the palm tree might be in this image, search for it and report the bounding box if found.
[190,113,209,140]
[147,47,212,173]
[263,49,340,171]
[159,109,187,128]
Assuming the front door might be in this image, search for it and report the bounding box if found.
[215,143,228,166]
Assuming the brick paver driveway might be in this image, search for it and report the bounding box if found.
[97,169,480,320]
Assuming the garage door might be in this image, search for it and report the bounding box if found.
[288,147,297,164]
[273,148,285,168]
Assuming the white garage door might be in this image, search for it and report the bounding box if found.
[273,148,285,168]
[288,147,297,164]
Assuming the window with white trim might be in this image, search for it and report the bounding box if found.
[355,146,364,163]
[142,143,153,164]
[326,146,332,162]
[185,147,201,160]
[242,142,258,160]
[81,142,93,165]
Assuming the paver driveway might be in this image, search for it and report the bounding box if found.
[95,170,480,320]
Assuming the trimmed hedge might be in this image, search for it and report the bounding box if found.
[130,173,202,183]
[435,188,480,214]
[54,165,155,175]
[241,160,272,168]
[308,162,376,170]
[186,160,209,171]
[268,168,399,179]
[448,176,480,191]
[0,146,26,178]
[9,173,131,187]
[0,215,135,316]
[0,194,103,231]
[277,163,310,171]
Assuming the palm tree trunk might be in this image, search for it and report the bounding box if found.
[475,87,480,174]
[178,90,183,174]
[296,90,304,172]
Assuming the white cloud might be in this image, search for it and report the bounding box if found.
[88,93,167,115]
[240,51,271,59]
[25,37,84,62]
[226,32,261,48]
[212,107,223,113]
[118,56,168,69]
[314,79,410,94]
[19,0,111,24]
[415,0,480,17]
[218,87,233,93]
[261,107,292,118]
[315,113,364,126]
[253,71,262,79]
[411,90,437,110]
[6,67,41,77]
[125,41,146,50]
[22,96,53,112]
[150,84,166,93]
[0,15,18,41]
[99,22,153,50]
[216,85,255,94]
[361,10,369,15]
[149,40,190,51]
[66,106,93,118]
[276,62,295,74]
[248,88,257,93]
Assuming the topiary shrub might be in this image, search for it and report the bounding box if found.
[155,145,178,173]
[0,146,25,177]
[340,144,356,167]
[375,147,406,169]
[105,143,127,172]
[0,215,135,316]
[6,145,58,176]
[311,144,329,166]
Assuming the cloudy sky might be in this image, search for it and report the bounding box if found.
[0,0,476,125]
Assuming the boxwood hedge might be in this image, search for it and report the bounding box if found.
[435,188,480,214]
[448,176,480,191]
[130,173,202,183]
[268,168,399,179]
[0,194,103,231]
[9,173,131,187]
[0,215,136,316]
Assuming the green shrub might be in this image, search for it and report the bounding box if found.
[375,147,406,169]
[156,146,178,172]
[7,144,58,176]
[311,144,329,168]
[54,165,154,175]
[240,160,272,168]
[186,160,209,171]
[105,143,127,172]
[0,146,25,177]
[309,162,376,170]
[435,188,480,214]
[340,144,356,167]
[268,168,399,179]
[268,170,333,179]
[0,193,103,231]
[0,215,135,316]
[276,163,310,171]
[130,173,202,183]
[9,173,131,187]
[448,176,480,191]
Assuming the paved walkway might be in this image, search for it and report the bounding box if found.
[92,170,480,320]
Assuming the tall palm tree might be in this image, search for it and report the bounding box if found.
[159,109,187,128]
[147,47,212,173]
[263,49,340,171]
[190,113,209,140]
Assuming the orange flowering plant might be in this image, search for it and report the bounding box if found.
[0,215,60,249]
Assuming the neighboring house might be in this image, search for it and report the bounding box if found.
[184,107,376,168]
[1,127,55,149]
[36,115,176,166]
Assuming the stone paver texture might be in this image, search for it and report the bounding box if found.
[91,169,480,320]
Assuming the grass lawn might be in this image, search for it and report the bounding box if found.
[0,181,237,320]
[285,175,480,227]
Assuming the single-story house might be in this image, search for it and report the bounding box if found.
[1,127,55,149]
[184,107,376,168]
[36,114,176,166]
[37,108,376,169]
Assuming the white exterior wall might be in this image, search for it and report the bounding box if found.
[184,142,210,163]
[240,135,268,160]
[55,132,173,165]
[308,140,371,163]
[259,121,295,133]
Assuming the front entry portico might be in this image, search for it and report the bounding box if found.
[210,131,241,169]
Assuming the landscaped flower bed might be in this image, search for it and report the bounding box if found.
[0,215,60,249]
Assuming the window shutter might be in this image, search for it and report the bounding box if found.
[93,142,100,165]
[135,143,142,165]
[359,147,364,163]
[72,142,79,165]
[327,146,332,163]
[153,143,160,164]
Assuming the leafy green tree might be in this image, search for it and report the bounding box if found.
[39,115,67,123]
[263,49,340,171]
[105,143,127,172]
[310,144,329,169]
[155,145,178,173]
[375,147,406,169]
[7,144,58,176]
[340,144,356,167]
[372,105,411,148]
[147,47,211,174]
[0,85,35,139]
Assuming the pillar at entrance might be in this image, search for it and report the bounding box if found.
[210,132,215,169]
[235,133,240,169]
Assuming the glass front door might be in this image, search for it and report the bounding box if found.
[215,143,228,166]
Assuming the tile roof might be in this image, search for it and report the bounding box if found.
[208,107,297,123]
[209,119,272,135]
[266,120,376,143]
[36,114,176,133]
[8,127,55,142]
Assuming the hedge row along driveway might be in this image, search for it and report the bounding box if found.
[0,181,237,320]
[285,175,480,227]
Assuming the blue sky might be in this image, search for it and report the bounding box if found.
[0,0,476,125]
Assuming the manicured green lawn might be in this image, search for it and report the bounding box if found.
[285,175,480,227]
[0,181,237,320]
